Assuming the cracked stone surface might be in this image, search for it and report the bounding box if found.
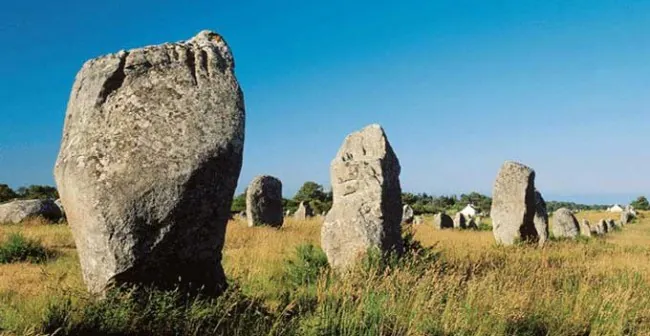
[246,175,283,228]
[321,124,403,271]
[491,161,539,245]
[54,30,245,294]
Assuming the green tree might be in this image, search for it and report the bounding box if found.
[0,184,18,203]
[16,185,58,200]
[630,196,650,211]
[293,182,332,215]
[230,191,247,213]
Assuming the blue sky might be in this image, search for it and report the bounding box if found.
[1,0,648,204]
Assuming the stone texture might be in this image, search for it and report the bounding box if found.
[608,219,617,230]
[598,219,608,234]
[246,175,283,228]
[402,205,414,224]
[53,31,245,294]
[467,217,479,230]
[453,212,467,229]
[589,222,600,235]
[433,213,454,230]
[293,201,314,221]
[580,219,592,237]
[552,208,580,239]
[533,190,549,246]
[490,161,538,245]
[0,199,63,224]
[621,211,633,225]
[321,124,403,271]
[414,215,424,225]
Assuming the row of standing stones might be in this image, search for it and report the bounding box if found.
[51,31,636,295]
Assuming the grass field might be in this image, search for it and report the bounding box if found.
[0,211,647,335]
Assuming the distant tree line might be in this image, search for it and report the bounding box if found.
[0,184,59,203]
[231,181,334,215]
[401,192,493,215]
[545,201,608,213]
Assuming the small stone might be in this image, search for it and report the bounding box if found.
[579,219,592,237]
[551,208,580,239]
[433,213,454,229]
[246,175,284,228]
[0,199,63,224]
[454,212,467,229]
[402,204,414,224]
[293,201,314,221]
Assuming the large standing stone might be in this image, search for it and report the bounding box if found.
[0,199,63,224]
[402,205,414,224]
[533,190,549,246]
[579,219,592,237]
[321,124,403,271]
[53,31,245,294]
[433,213,454,229]
[490,161,538,245]
[552,208,580,239]
[246,176,283,227]
[453,212,467,229]
[293,201,313,221]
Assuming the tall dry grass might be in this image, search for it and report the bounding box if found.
[0,212,648,334]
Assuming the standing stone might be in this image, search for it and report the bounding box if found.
[321,124,403,271]
[402,204,414,224]
[433,213,454,229]
[552,208,580,239]
[579,219,592,237]
[467,217,479,230]
[533,190,549,246]
[53,31,245,294]
[453,212,467,229]
[246,176,283,228]
[293,201,314,221]
[414,215,424,225]
[621,211,633,225]
[0,199,63,224]
[589,222,600,235]
[608,219,617,230]
[490,161,538,245]
[598,219,608,234]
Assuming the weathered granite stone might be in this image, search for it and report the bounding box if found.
[0,199,63,224]
[293,201,314,221]
[621,211,633,225]
[53,30,245,294]
[321,124,403,271]
[533,190,549,246]
[453,212,467,229]
[580,219,592,237]
[246,175,283,227]
[402,204,414,224]
[490,161,538,245]
[552,208,580,239]
[433,213,453,229]
[413,215,424,225]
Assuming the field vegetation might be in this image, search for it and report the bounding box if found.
[0,211,647,335]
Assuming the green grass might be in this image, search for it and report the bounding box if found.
[0,233,50,264]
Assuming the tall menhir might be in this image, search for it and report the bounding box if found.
[54,31,245,294]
